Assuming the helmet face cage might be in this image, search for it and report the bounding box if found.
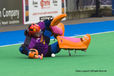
[28,24,41,37]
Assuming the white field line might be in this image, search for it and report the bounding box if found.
[0,31,114,48]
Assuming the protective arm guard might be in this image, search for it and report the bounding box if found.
[49,14,66,37]
[50,23,65,37]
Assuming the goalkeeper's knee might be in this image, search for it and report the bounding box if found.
[19,45,29,55]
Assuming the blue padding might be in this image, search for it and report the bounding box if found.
[44,30,52,38]
[51,42,59,54]
[19,45,29,55]
[44,19,51,28]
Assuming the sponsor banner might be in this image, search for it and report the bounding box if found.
[23,0,66,24]
[0,0,23,25]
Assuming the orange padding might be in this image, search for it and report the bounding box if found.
[57,34,91,50]
[59,23,65,36]
[51,14,67,26]
[51,23,65,36]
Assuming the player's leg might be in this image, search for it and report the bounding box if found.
[19,44,30,55]
[45,42,61,57]
[50,42,61,54]
[57,34,91,50]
